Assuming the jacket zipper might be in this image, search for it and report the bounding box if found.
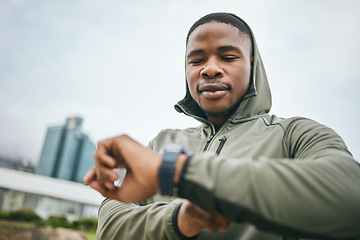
[203,135,214,151]
[203,135,228,155]
[215,137,227,155]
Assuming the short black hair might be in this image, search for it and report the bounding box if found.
[186,12,252,47]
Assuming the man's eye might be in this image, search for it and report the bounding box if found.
[190,58,205,65]
[221,56,239,61]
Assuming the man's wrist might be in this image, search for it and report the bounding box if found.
[158,144,188,196]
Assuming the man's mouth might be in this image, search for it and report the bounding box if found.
[198,83,229,99]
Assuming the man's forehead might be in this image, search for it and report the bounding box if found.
[186,23,250,54]
[188,22,241,40]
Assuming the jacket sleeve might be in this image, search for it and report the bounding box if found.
[177,118,360,239]
[96,198,184,240]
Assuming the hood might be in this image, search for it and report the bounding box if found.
[174,17,272,124]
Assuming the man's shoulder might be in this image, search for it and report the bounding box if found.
[264,114,341,142]
[261,114,333,138]
[262,114,320,127]
[157,125,203,137]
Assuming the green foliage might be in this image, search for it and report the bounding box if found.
[47,215,98,231]
[47,215,71,228]
[72,217,98,232]
[0,209,98,234]
[6,208,42,223]
[0,210,10,219]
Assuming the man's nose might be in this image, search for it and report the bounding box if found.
[200,58,224,79]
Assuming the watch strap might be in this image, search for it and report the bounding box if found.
[159,145,186,196]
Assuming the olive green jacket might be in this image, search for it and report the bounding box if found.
[96,18,360,240]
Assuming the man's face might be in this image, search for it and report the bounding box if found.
[186,22,253,120]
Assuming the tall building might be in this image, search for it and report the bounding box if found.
[36,117,96,183]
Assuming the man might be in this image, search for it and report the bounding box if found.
[83,13,360,239]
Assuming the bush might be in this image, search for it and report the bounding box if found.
[0,210,10,220]
[8,208,42,222]
[47,215,71,228]
[72,217,98,232]
[0,209,98,232]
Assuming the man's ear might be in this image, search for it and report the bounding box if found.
[250,56,254,69]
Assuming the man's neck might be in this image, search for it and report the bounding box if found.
[208,117,226,131]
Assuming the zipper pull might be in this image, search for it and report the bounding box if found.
[216,136,227,155]
[203,135,214,151]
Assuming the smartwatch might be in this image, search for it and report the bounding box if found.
[159,144,187,197]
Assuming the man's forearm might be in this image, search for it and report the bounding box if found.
[97,198,183,240]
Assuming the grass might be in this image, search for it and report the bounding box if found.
[85,231,97,240]
[0,220,97,240]
[0,220,36,228]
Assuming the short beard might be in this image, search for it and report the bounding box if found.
[202,102,239,120]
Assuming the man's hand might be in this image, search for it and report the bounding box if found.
[83,135,162,202]
[178,200,232,237]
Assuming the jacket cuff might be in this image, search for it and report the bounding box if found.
[177,155,192,199]
[172,202,199,240]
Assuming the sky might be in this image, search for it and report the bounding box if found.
[0,0,359,165]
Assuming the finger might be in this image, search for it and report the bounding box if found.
[88,179,110,198]
[94,162,119,183]
[104,178,117,190]
[94,143,122,184]
[94,149,118,169]
[84,166,117,191]
[111,135,151,169]
[92,165,118,191]
[213,213,231,232]
[88,178,125,201]
[83,167,96,185]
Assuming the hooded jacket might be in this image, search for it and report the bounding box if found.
[96,18,360,240]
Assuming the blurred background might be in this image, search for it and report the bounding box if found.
[0,0,359,238]
[1,0,359,165]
